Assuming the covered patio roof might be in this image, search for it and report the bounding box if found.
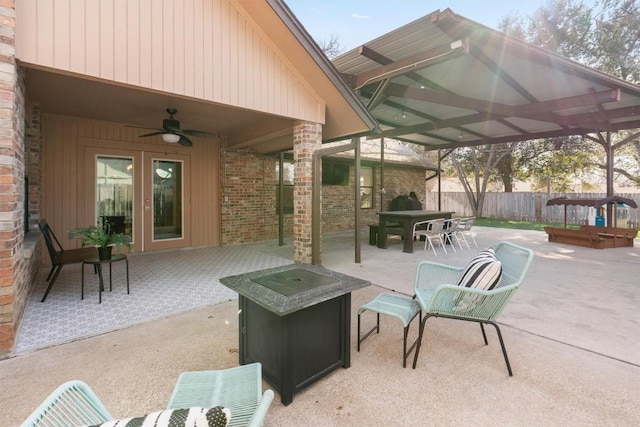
[332,8,640,150]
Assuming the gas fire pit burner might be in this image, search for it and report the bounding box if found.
[251,269,337,296]
[220,263,370,405]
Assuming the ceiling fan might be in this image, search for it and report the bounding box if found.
[132,108,215,147]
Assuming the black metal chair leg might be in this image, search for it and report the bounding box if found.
[45,265,56,282]
[41,265,62,302]
[480,323,488,345]
[489,321,513,376]
[412,315,430,369]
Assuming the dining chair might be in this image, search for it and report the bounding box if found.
[444,218,464,251]
[413,218,448,256]
[455,217,478,248]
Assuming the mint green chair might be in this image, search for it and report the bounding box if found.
[412,241,534,375]
[167,363,274,427]
[21,380,112,426]
[23,364,273,427]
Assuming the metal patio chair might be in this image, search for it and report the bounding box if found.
[412,241,534,375]
[413,218,448,256]
[38,219,98,302]
[23,364,274,427]
[167,363,274,427]
[454,216,478,248]
[20,380,112,426]
[444,218,464,250]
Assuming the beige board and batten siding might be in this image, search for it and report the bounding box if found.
[16,0,325,124]
[41,114,220,253]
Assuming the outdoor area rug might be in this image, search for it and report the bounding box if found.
[16,245,292,354]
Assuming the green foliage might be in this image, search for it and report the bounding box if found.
[517,136,600,191]
[473,217,580,231]
[495,0,640,194]
[500,0,640,83]
[474,217,640,237]
[71,225,132,253]
[446,144,518,216]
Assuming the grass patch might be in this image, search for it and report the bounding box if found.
[473,217,579,231]
[474,217,640,237]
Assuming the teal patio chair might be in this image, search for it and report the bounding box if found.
[20,380,112,426]
[167,363,274,427]
[22,363,273,427]
[412,241,534,375]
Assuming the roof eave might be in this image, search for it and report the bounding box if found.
[266,0,379,134]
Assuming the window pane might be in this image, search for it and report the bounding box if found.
[275,161,295,185]
[96,156,133,238]
[153,160,183,240]
[360,166,373,209]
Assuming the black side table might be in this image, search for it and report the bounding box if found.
[81,254,129,303]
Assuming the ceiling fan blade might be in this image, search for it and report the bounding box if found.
[139,131,164,138]
[181,129,216,138]
[125,125,163,131]
[178,135,193,147]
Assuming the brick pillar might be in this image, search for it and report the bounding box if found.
[292,121,321,264]
[0,0,24,357]
[27,104,41,231]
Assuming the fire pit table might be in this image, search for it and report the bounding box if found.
[220,264,370,405]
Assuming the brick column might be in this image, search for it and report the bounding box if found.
[292,121,321,264]
[27,104,41,231]
[0,0,24,357]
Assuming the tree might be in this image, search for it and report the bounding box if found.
[317,33,345,59]
[500,0,640,83]
[447,144,517,217]
[493,0,640,196]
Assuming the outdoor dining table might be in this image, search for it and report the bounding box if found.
[377,210,454,253]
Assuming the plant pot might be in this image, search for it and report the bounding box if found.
[97,246,113,261]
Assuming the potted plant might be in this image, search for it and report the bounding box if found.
[71,223,132,260]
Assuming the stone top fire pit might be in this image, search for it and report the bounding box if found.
[220,263,370,316]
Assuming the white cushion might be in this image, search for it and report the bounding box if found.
[84,406,231,427]
[455,248,502,291]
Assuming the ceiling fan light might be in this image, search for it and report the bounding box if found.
[162,133,180,143]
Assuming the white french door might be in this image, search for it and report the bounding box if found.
[143,153,191,251]
[85,148,190,252]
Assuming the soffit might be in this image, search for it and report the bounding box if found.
[326,139,437,170]
[19,0,377,154]
[332,8,640,150]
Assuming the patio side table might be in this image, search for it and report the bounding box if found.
[81,254,129,303]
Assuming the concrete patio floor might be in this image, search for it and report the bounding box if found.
[1,226,639,426]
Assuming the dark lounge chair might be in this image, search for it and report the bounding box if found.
[38,219,97,302]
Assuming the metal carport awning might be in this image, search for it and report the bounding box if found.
[331,8,640,227]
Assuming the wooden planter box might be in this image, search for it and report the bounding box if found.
[544,225,637,249]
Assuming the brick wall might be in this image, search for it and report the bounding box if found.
[220,148,294,244]
[292,121,320,263]
[219,146,427,245]
[0,0,36,358]
[26,103,40,231]
[322,164,427,231]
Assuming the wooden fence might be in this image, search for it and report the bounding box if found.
[424,192,640,227]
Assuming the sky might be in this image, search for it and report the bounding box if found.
[285,0,593,51]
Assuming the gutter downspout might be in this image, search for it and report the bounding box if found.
[312,137,360,265]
